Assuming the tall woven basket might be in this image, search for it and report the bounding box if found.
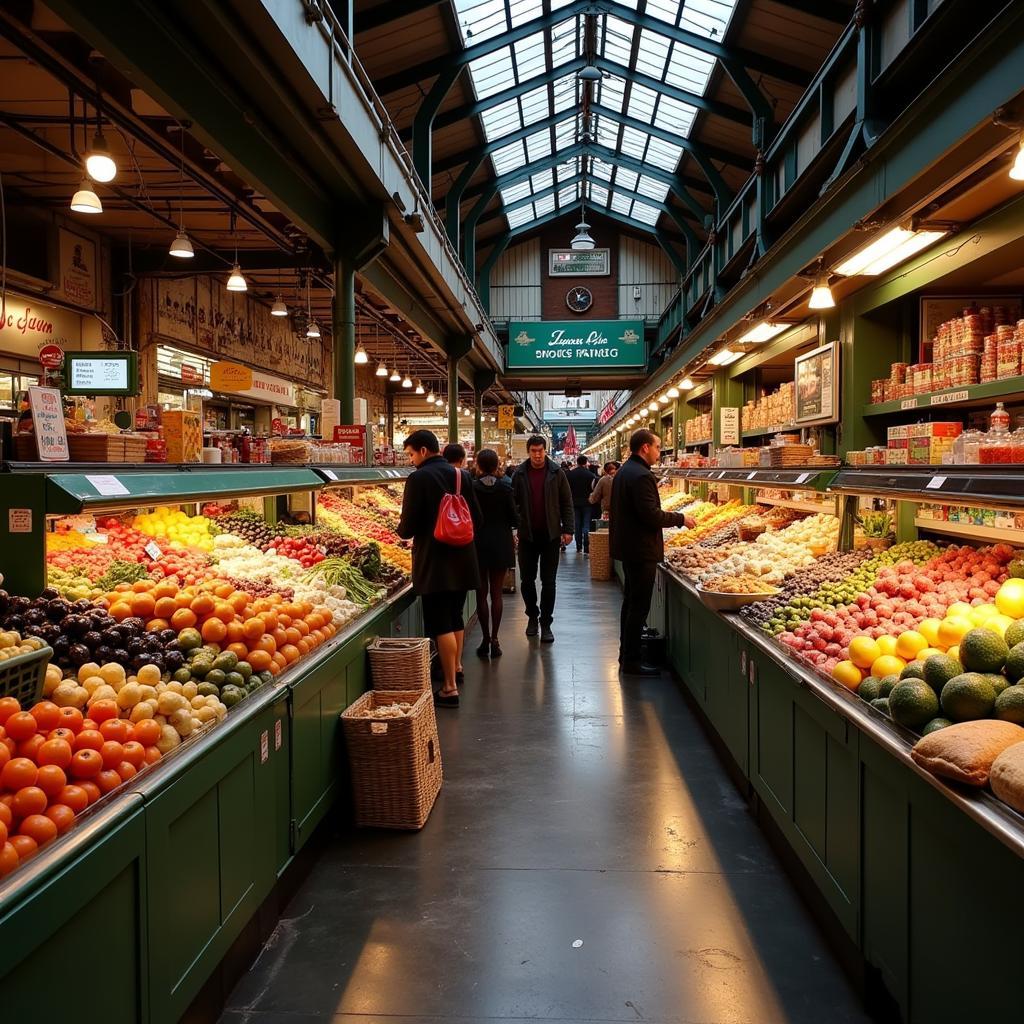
[589,528,612,581]
[341,689,443,830]
[367,636,431,692]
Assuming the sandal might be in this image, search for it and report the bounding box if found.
[434,688,460,708]
[489,640,503,658]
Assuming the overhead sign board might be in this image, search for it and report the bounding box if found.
[549,249,610,276]
[497,405,516,430]
[210,361,296,407]
[507,320,646,371]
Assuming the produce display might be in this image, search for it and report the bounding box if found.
[665,500,756,547]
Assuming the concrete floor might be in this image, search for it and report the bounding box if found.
[221,554,871,1024]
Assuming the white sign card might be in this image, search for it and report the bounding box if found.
[27,386,69,461]
[85,474,129,497]
[719,406,740,446]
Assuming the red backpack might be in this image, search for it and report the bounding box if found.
[433,465,474,546]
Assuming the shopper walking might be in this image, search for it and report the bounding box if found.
[567,454,596,554]
[398,430,481,707]
[511,435,573,643]
[610,430,694,675]
[443,443,466,468]
[472,448,519,659]
[589,461,619,518]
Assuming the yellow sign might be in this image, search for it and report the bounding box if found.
[498,405,515,430]
[210,361,253,392]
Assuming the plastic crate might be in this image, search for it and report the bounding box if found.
[0,645,52,707]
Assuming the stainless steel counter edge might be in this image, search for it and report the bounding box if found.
[0,584,415,908]
[659,565,1024,860]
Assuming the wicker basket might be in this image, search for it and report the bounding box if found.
[589,528,612,581]
[367,637,431,692]
[0,646,52,706]
[341,689,442,830]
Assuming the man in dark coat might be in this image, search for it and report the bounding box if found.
[511,435,573,642]
[398,430,482,707]
[610,429,695,675]
[567,454,596,554]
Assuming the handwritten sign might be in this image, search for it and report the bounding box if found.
[719,406,740,446]
[85,474,129,497]
[8,509,31,534]
[27,386,68,461]
[930,390,969,406]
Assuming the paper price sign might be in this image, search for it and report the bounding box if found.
[795,472,812,484]
[27,386,69,461]
[926,475,947,490]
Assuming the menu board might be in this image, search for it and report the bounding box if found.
[64,351,138,396]
[27,386,69,461]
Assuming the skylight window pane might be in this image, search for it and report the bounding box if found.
[620,126,648,159]
[636,175,668,201]
[593,117,619,148]
[480,97,522,139]
[507,0,543,28]
[654,95,698,137]
[627,84,658,123]
[519,86,550,127]
[554,116,577,148]
[556,158,578,180]
[453,0,507,44]
[601,17,635,65]
[632,200,661,225]
[551,0,577,10]
[635,29,672,79]
[469,47,515,100]
[592,160,613,181]
[513,32,547,80]
[589,183,608,206]
[611,193,631,214]
[502,180,532,203]
[558,184,578,206]
[525,129,551,162]
[597,75,625,112]
[530,170,553,192]
[491,140,526,174]
[682,0,739,40]
[552,74,577,113]
[646,0,682,27]
[646,137,683,171]
[615,169,638,191]
[506,206,534,228]
[664,44,716,96]
[535,195,556,216]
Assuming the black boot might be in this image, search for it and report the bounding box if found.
[476,638,490,658]
[525,617,539,636]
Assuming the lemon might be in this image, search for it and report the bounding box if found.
[871,654,906,679]
[918,618,942,647]
[969,603,999,625]
[947,601,973,618]
[876,635,899,657]
[895,630,928,661]
[937,616,972,649]
[849,636,881,670]
[985,614,1016,638]
[947,644,960,662]
[996,578,1024,619]
[832,660,864,691]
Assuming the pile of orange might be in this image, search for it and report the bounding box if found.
[0,696,163,876]
[99,578,336,676]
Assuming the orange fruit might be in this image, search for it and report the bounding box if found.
[225,620,245,644]
[131,593,156,619]
[130,720,161,746]
[271,627,288,648]
[153,582,178,600]
[247,650,272,672]
[5,712,38,743]
[229,591,251,612]
[242,617,265,641]
[143,746,162,765]
[0,697,21,725]
[99,719,131,743]
[190,594,216,617]
[95,769,122,794]
[284,627,301,646]
[201,618,227,644]
[36,738,72,770]
[19,813,58,847]
[171,608,197,631]
[121,741,146,768]
[9,834,36,862]
[88,699,119,724]
[307,613,324,631]
[74,729,104,752]
[57,785,89,813]
[213,601,236,624]
[214,582,234,599]
[0,840,21,875]
[146,618,170,633]
[227,642,249,662]
[254,634,277,655]
[100,741,124,770]
[45,804,75,834]
[69,749,103,779]
[56,707,84,734]
[154,597,178,619]
[277,613,292,628]
[79,780,101,804]
[12,786,47,819]
[109,601,133,621]
[280,644,300,664]
[174,592,193,609]
[114,582,132,593]
[261,610,279,631]
[297,639,311,656]
[294,619,310,637]
[0,803,10,829]
[131,579,153,594]
[29,701,61,733]
[18,735,45,762]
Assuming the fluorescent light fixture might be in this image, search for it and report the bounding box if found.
[85,131,116,182]
[354,345,369,364]
[681,378,694,390]
[1011,137,1024,181]
[390,368,401,382]
[834,225,948,277]
[737,321,788,344]
[415,379,424,394]
[226,263,247,291]
[808,270,834,310]
[169,229,194,259]
[271,295,288,316]
[667,387,680,399]
[70,180,102,214]
[306,319,321,338]
[375,361,388,377]
[709,349,742,366]
[401,374,412,388]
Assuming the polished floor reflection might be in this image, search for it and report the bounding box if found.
[222,556,870,1024]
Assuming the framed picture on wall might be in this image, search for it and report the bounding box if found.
[794,341,839,426]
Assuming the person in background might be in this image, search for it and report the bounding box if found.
[589,461,619,518]
[472,448,519,659]
[512,435,573,643]
[610,430,694,675]
[443,443,466,468]
[567,454,596,554]
[398,430,482,707]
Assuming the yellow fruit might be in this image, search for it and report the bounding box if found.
[985,614,1015,638]
[849,636,882,669]
[895,630,928,661]
[918,618,942,647]
[876,635,899,657]
[937,616,972,649]
[917,647,944,660]
[832,661,864,691]
[996,579,1024,619]
[947,602,973,619]
[969,603,999,625]
[871,654,906,679]
[947,644,960,661]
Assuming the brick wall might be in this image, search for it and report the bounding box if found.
[539,211,620,320]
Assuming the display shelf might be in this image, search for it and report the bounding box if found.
[741,424,797,439]
[863,375,1024,417]
[830,465,1024,508]
[667,467,838,491]
[913,516,1024,544]
[683,438,713,447]
[755,495,838,515]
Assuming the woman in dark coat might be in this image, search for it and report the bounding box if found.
[473,448,519,658]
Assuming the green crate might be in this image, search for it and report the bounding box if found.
[0,645,52,707]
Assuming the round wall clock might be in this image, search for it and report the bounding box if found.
[566,286,593,314]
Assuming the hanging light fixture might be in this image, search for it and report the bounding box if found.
[375,360,388,377]
[85,129,116,183]
[681,378,694,390]
[1011,135,1024,181]
[271,295,288,316]
[667,386,680,399]
[401,373,412,388]
[354,344,369,364]
[70,179,102,214]
[306,319,321,339]
[226,262,247,292]
[426,390,435,404]
[389,367,401,382]
[571,161,595,250]
[808,260,835,309]
[415,378,424,394]
[169,229,194,259]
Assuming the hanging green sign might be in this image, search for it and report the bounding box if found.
[507,320,646,370]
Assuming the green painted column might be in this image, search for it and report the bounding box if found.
[448,356,460,443]
[333,253,356,423]
[473,400,483,452]
[712,369,744,446]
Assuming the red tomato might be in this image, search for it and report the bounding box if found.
[69,749,102,780]
[4,712,38,743]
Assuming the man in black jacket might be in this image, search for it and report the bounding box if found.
[610,429,695,675]
[398,430,482,707]
[511,435,573,642]
[567,454,596,554]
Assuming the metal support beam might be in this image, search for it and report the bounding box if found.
[333,252,356,423]
[656,230,688,276]
[478,236,511,311]
[448,357,460,442]
[412,64,462,190]
[354,0,447,34]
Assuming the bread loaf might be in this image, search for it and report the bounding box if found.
[910,720,1024,787]
[989,741,1024,812]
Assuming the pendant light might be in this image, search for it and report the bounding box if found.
[354,344,369,364]
[85,129,116,183]
[271,295,288,316]
[375,360,388,377]
[401,372,413,388]
[425,390,434,404]
[808,260,835,309]
[169,229,194,259]
[307,319,321,339]
[226,262,246,291]
[414,378,424,394]
[667,386,680,399]
[1011,135,1024,181]
[570,168,595,250]
[389,367,401,382]
[70,179,102,214]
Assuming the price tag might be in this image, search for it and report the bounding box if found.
[85,474,129,497]
[746,471,757,480]
[8,509,31,534]
[323,469,338,481]
[274,718,282,751]
[90,532,109,544]
[900,398,918,410]
[930,389,969,406]
[795,472,812,484]
[926,475,947,490]
[144,541,163,560]
[260,730,269,764]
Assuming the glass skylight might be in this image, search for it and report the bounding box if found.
[452,0,738,230]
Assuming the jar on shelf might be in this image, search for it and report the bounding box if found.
[991,401,1011,433]
[952,428,982,465]
[980,434,1013,464]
